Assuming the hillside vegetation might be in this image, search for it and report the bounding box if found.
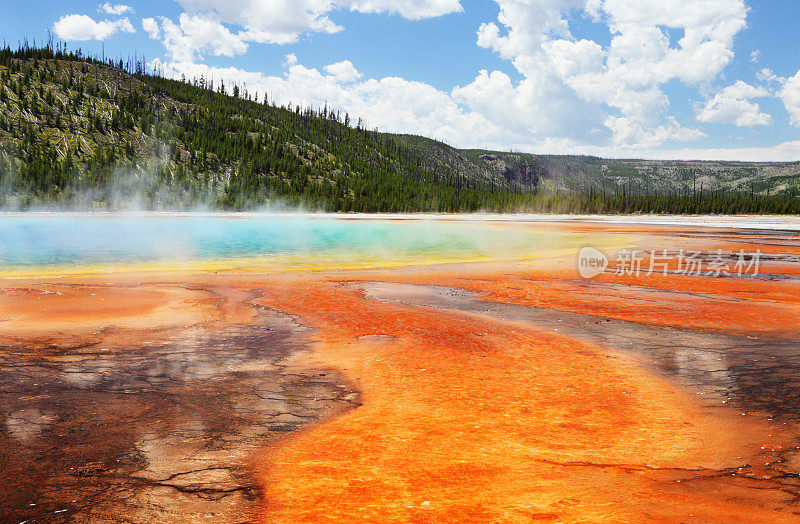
[1,43,799,214]
[0,44,536,212]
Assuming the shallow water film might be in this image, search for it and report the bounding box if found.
[2,214,800,522]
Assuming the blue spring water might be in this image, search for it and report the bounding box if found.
[0,214,551,268]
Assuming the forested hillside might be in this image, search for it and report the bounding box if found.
[0,43,536,212]
[1,43,799,214]
[397,140,800,200]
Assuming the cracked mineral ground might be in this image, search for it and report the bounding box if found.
[0,285,359,522]
[3,220,800,522]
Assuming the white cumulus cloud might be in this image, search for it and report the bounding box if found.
[324,60,363,83]
[697,81,772,127]
[757,67,784,85]
[171,0,462,46]
[143,1,462,62]
[146,14,249,61]
[466,0,747,148]
[341,0,463,20]
[780,70,800,127]
[53,14,135,41]
[98,3,133,15]
[142,18,160,39]
[178,0,342,45]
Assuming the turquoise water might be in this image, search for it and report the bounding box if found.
[0,214,560,268]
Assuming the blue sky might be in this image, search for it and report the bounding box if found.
[2,0,799,161]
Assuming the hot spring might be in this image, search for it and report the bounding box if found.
[0,213,598,275]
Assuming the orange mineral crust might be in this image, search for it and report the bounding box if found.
[0,282,216,337]
[376,266,800,335]
[254,276,793,522]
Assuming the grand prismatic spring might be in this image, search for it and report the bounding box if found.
[3,213,800,522]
